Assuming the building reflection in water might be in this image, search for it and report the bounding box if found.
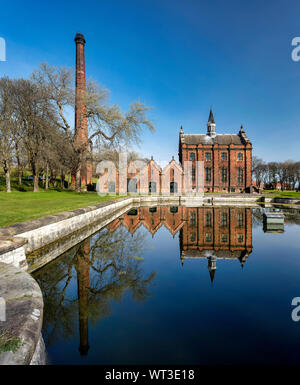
[34,225,154,358]
[180,207,253,282]
[108,206,253,282]
[35,206,252,358]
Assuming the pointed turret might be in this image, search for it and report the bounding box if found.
[179,125,185,164]
[207,108,216,138]
[209,269,216,283]
[208,256,217,284]
[208,108,215,124]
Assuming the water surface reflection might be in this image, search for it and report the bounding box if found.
[33,206,300,365]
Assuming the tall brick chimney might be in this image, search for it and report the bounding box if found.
[73,33,92,190]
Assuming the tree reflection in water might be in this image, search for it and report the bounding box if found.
[33,227,156,354]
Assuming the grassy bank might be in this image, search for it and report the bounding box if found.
[262,190,300,198]
[205,191,300,198]
[0,191,120,227]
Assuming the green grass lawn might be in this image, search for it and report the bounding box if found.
[0,191,120,227]
[206,190,300,198]
[262,190,300,198]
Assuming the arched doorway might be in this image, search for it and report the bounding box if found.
[127,178,137,193]
[149,181,157,193]
[170,182,178,194]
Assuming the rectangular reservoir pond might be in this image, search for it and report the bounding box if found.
[32,205,300,365]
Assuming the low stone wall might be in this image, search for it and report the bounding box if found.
[0,263,44,365]
[0,237,28,269]
[202,195,262,206]
[0,195,188,269]
[273,197,300,205]
[0,197,133,269]
[260,196,300,205]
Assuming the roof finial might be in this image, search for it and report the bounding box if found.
[208,107,215,124]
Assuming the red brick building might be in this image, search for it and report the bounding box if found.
[179,207,253,272]
[178,109,252,193]
[106,206,253,282]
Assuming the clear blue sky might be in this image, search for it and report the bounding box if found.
[1,0,300,162]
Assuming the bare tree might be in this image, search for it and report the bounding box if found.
[11,79,59,192]
[277,161,291,191]
[0,78,16,192]
[266,162,278,190]
[296,162,300,191]
[252,156,265,189]
[32,64,154,192]
[286,160,298,190]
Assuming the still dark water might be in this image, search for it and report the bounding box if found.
[33,205,300,365]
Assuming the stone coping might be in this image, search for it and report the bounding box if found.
[0,262,44,365]
[0,237,28,256]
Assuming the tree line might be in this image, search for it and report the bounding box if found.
[0,63,154,193]
[252,156,300,190]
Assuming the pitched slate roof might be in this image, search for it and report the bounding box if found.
[181,249,248,259]
[181,134,244,145]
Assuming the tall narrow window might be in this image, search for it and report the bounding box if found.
[222,167,227,183]
[205,233,212,242]
[190,152,195,161]
[206,212,212,227]
[191,166,196,182]
[221,234,228,243]
[205,167,211,182]
[221,213,228,227]
[221,152,227,161]
[238,212,244,227]
[238,167,244,184]
[190,211,196,227]
[238,234,244,243]
[205,152,211,161]
[190,232,196,242]
[237,152,243,161]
